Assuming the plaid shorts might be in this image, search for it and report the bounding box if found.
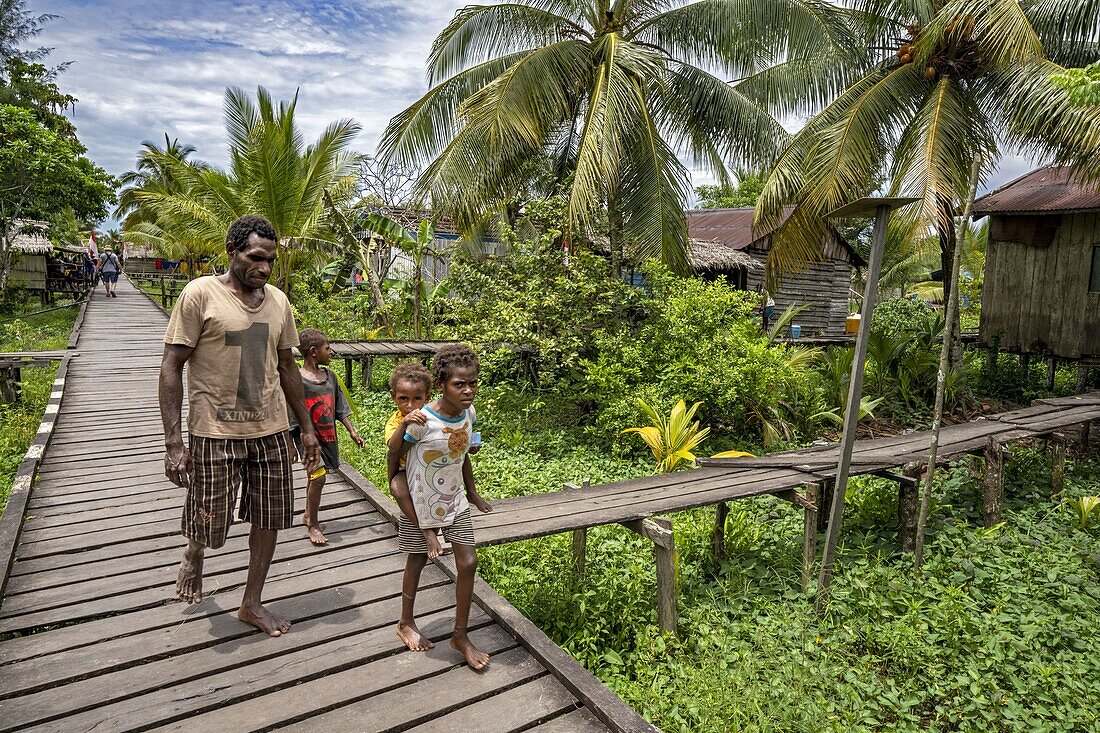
[183,432,294,549]
[398,509,476,554]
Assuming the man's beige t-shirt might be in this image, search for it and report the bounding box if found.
[164,276,299,439]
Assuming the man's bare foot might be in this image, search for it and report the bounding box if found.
[451,632,490,670]
[237,603,291,637]
[469,494,493,513]
[301,515,325,532]
[397,620,435,651]
[176,545,204,603]
[306,524,328,546]
[424,529,444,559]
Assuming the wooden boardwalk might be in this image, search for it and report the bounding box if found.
[0,277,655,733]
[472,393,1099,547]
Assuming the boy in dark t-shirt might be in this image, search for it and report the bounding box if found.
[289,329,364,545]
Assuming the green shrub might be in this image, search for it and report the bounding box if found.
[870,296,935,336]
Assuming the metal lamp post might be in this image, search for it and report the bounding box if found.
[816,197,918,597]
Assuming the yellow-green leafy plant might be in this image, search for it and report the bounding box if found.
[711,449,755,459]
[622,399,710,474]
[1067,496,1100,530]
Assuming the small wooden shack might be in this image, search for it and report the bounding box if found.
[972,167,1100,360]
[687,208,863,337]
[7,221,51,292]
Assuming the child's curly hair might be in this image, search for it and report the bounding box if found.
[389,361,433,393]
[299,328,328,356]
[432,343,479,384]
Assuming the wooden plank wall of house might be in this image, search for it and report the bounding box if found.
[981,212,1100,360]
[746,248,852,338]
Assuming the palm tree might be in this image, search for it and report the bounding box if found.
[114,134,198,229]
[757,0,1100,309]
[126,87,360,293]
[379,0,857,273]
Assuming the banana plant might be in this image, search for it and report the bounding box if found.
[363,213,437,338]
[622,399,710,474]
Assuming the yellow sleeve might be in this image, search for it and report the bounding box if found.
[384,410,402,443]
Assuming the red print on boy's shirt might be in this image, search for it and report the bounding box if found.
[305,394,337,442]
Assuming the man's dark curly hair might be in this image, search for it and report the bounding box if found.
[431,343,479,384]
[298,328,328,357]
[226,215,278,251]
[390,362,433,394]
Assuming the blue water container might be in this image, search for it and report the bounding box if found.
[790,324,801,339]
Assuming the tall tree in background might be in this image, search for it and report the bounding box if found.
[114,134,198,229]
[0,105,114,291]
[757,0,1100,319]
[0,0,54,62]
[125,87,360,292]
[380,0,858,273]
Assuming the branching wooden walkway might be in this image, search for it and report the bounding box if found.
[472,392,1099,547]
[0,277,654,733]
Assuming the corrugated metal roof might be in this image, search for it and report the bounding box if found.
[972,166,1100,215]
[686,207,791,250]
[686,207,863,266]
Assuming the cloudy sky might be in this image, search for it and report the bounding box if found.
[36,0,1035,218]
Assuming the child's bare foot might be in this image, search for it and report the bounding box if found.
[424,530,444,558]
[469,494,493,513]
[238,602,291,637]
[397,620,435,651]
[451,631,490,670]
[176,545,204,603]
[301,515,325,532]
[306,524,328,546]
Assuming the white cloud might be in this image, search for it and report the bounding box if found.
[35,0,1042,222]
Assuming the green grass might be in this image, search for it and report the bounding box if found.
[0,304,77,511]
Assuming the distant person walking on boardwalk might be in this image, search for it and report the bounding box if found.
[99,245,121,298]
[159,214,320,637]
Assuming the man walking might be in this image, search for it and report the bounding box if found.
[159,214,320,637]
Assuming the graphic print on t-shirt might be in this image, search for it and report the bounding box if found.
[305,392,337,442]
[217,321,270,422]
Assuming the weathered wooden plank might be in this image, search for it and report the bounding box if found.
[0,537,408,633]
[8,506,384,588]
[12,595,491,733]
[402,675,581,733]
[0,582,466,731]
[4,512,394,606]
[528,708,612,732]
[172,635,529,733]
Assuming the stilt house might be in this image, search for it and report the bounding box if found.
[972,167,1100,360]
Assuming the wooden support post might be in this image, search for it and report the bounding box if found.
[565,480,590,578]
[712,502,728,572]
[0,367,17,404]
[983,437,1005,528]
[966,454,983,479]
[1050,433,1066,500]
[816,479,835,533]
[896,462,921,552]
[361,357,374,389]
[1080,421,1091,452]
[801,483,819,594]
[985,346,998,375]
[1046,358,1056,391]
[1077,364,1090,394]
[1018,353,1030,383]
[160,276,167,308]
[345,358,353,391]
[622,517,677,634]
